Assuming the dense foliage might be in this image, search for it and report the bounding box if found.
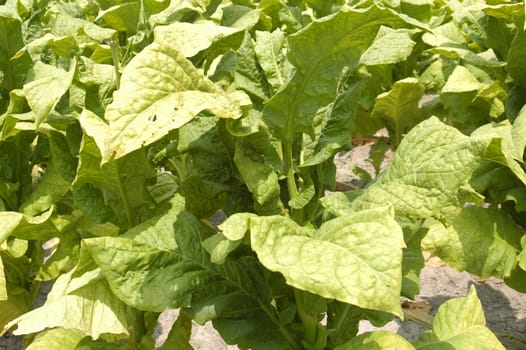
[0,0,525,348]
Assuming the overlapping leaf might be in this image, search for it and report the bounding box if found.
[103,42,250,161]
[221,206,405,317]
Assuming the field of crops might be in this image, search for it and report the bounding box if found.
[1,0,526,349]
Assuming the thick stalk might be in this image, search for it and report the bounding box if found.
[294,289,318,346]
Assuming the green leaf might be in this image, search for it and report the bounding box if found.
[422,206,522,279]
[335,330,414,350]
[5,278,131,339]
[360,26,417,66]
[20,130,77,216]
[75,110,156,227]
[414,285,505,349]
[47,13,117,42]
[0,283,31,332]
[322,117,488,220]
[472,120,526,186]
[154,22,241,58]
[224,206,405,317]
[302,71,363,167]
[234,132,284,215]
[234,32,272,100]
[159,310,193,350]
[508,29,526,89]
[104,42,250,161]
[22,60,76,127]
[511,104,526,159]
[85,207,292,349]
[96,2,140,33]
[263,5,407,141]
[0,209,57,242]
[371,77,424,148]
[0,6,32,107]
[26,328,86,350]
[254,29,293,92]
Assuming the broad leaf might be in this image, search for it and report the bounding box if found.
[223,206,405,317]
[414,285,505,349]
[5,278,131,339]
[159,310,193,350]
[75,110,156,227]
[322,117,488,220]
[103,42,250,161]
[0,5,32,110]
[263,5,407,141]
[154,22,241,58]
[422,206,523,279]
[0,256,6,300]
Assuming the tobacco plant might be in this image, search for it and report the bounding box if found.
[0,0,525,349]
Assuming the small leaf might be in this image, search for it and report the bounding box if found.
[159,310,193,350]
[23,60,76,127]
[371,77,424,148]
[360,26,417,66]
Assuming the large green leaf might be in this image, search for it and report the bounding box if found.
[322,117,488,220]
[85,205,292,349]
[422,206,523,279]
[0,4,32,109]
[371,77,424,148]
[103,42,250,161]
[508,28,526,89]
[263,5,407,141]
[414,285,505,349]
[74,110,156,227]
[222,206,405,317]
[5,276,131,339]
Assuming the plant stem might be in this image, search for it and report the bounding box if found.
[283,141,304,223]
[294,289,318,346]
[109,40,121,89]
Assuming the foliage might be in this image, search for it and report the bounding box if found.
[0,0,525,348]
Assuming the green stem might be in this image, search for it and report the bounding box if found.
[109,40,121,89]
[114,161,134,228]
[283,141,304,223]
[294,289,318,346]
